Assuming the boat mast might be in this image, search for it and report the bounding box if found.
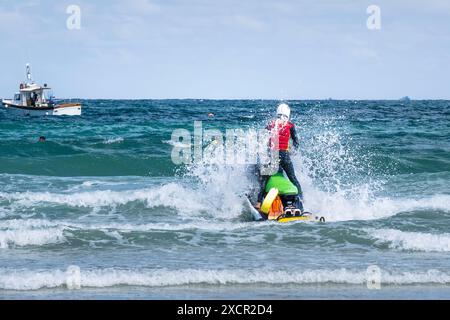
[26,63,33,84]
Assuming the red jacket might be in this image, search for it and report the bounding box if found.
[267,120,299,151]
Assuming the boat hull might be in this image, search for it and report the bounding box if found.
[245,197,325,223]
[2,102,82,116]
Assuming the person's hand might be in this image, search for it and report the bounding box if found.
[254,202,261,210]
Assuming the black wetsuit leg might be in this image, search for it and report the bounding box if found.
[279,151,303,200]
[257,175,269,203]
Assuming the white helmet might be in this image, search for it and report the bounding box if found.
[276,103,290,120]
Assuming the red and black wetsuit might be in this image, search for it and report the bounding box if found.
[257,119,303,203]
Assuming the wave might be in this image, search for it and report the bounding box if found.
[0,183,207,214]
[0,219,66,249]
[0,217,269,249]
[367,228,450,252]
[1,186,449,223]
[306,193,450,222]
[0,267,449,290]
[73,220,265,233]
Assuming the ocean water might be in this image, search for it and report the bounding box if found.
[0,100,449,299]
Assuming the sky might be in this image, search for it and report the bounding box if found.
[0,0,449,99]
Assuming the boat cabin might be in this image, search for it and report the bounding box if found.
[13,83,53,107]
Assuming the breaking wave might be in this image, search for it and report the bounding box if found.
[368,228,450,252]
[0,267,449,290]
[0,219,66,249]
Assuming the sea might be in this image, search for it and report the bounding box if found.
[0,100,449,299]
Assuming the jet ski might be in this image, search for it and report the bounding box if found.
[246,172,325,223]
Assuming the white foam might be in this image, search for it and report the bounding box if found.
[76,220,266,233]
[0,218,266,249]
[184,141,252,220]
[306,192,450,222]
[0,268,449,290]
[176,115,450,223]
[0,219,66,249]
[0,183,207,214]
[368,228,450,252]
[1,184,448,224]
[0,217,266,249]
[284,118,450,222]
[294,148,450,222]
[0,173,250,219]
[162,139,191,148]
[103,137,124,144]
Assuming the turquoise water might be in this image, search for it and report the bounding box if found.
[0,100,449,299]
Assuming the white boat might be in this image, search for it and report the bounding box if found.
[2,64,82,116]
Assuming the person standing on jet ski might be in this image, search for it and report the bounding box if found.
[255,103,303,210]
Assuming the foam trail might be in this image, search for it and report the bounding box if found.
[368,228,450,252]
[1,268,450,290]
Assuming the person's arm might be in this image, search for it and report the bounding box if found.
[290,124,299,150]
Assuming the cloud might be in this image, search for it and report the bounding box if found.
[0,3,39,37]
[342,35,381,62]
[112,0,161,15]
[231,14,265,31]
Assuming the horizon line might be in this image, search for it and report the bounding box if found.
[37,97,449,101]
